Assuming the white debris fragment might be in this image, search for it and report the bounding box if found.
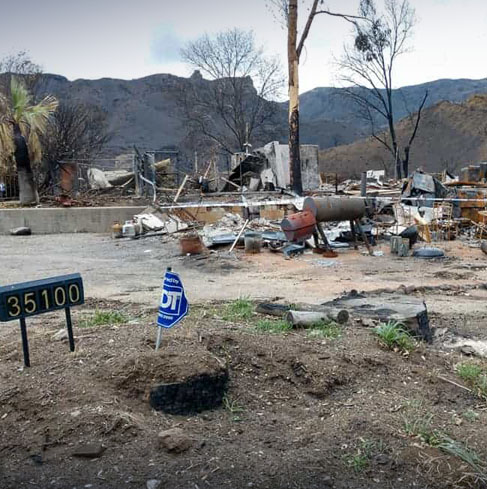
[87,168,112,189]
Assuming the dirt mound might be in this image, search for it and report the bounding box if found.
[102,345,227,401]
[3,296,487,488]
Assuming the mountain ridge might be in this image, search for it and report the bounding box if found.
[32,73,487,168]
[319,93,487,177]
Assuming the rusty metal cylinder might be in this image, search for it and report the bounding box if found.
[305,197,365,223]
[301,197,317,216]
[280,210,317,242]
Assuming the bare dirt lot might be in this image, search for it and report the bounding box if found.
[2,234,487,489]
[2,233,487,311]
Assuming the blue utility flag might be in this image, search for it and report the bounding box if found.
[157,270,189,329]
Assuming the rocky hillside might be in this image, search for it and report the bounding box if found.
[300,78,487,124]
[320,94,487,178]
[33,73,487,163]
[36,73,195,154]
[300,78,487,151]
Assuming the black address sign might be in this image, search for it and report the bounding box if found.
[0,273,84,321]
[0,274,84,367]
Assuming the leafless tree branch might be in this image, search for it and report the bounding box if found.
[178,28,284,154]
[337,0,423,178]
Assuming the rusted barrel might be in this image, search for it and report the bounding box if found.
[180,235,203,255]
[280,210,317,242]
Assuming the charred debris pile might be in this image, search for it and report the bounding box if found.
[114,160,487,263]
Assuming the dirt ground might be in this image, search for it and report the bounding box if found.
[2,233,487,313]
[2,234,487,488]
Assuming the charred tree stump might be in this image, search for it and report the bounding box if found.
[150,371,229,415]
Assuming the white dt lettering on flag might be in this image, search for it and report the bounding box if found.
[160,289,182,312]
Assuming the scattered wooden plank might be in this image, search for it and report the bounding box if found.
[173,175,189,203]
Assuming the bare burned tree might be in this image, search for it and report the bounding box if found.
[338,0,427,179]
[178,28,284,155]
[270,0,370,194]
[0,51,42,96]
[40,102,111,189]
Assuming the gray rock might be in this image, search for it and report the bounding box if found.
[9,227,31,236]
[360,318,376,328]
[53,329,68,341]
[404,285,416,295]
[72,444,105,459]
[157,428,193,454]
[461,345,476,356]
[374,454,391,465]
[146,480,162,489]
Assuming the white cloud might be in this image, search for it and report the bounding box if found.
[150,25,185,64]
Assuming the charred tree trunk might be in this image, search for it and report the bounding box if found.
[401,91,427,179]
[288,0,303,195]
[13,123,38,205]
[393,141,401,181]
[402,146,410,178]
[387,101,401,181]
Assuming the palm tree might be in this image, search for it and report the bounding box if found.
[0,77,58,204]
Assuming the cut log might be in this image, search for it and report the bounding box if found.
[286,309,349,326]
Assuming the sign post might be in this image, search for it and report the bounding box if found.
[0,273,84,367]
[19,318,30,368]
[156,267,189,350]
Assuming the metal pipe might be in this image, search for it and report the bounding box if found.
[307,197,365,223]
[361,172,367,197]
[139,174,157,204]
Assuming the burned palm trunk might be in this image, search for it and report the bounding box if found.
[13,123,38,205]
[288,0,303,195]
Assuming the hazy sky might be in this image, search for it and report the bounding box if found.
[1,0,486,93]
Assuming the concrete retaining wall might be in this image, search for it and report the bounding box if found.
[0,203,290,235]
[0,207,147,234]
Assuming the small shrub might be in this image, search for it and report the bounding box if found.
[457,363,483,382]
[81,309,127,327]
[223,395,245,422]
[434,435,487,479]
[456,362,487,399]
[463,409,479,422]
[374,320,416,353]
[307,320,342,339]
[255,319,292,334]
[344,438,384,473]
[426,434,487,483]
[402,399,424,410]
[402,404,487,483]
[345,453,369,473]
[403,412,436,442]
[222,298,253,321]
